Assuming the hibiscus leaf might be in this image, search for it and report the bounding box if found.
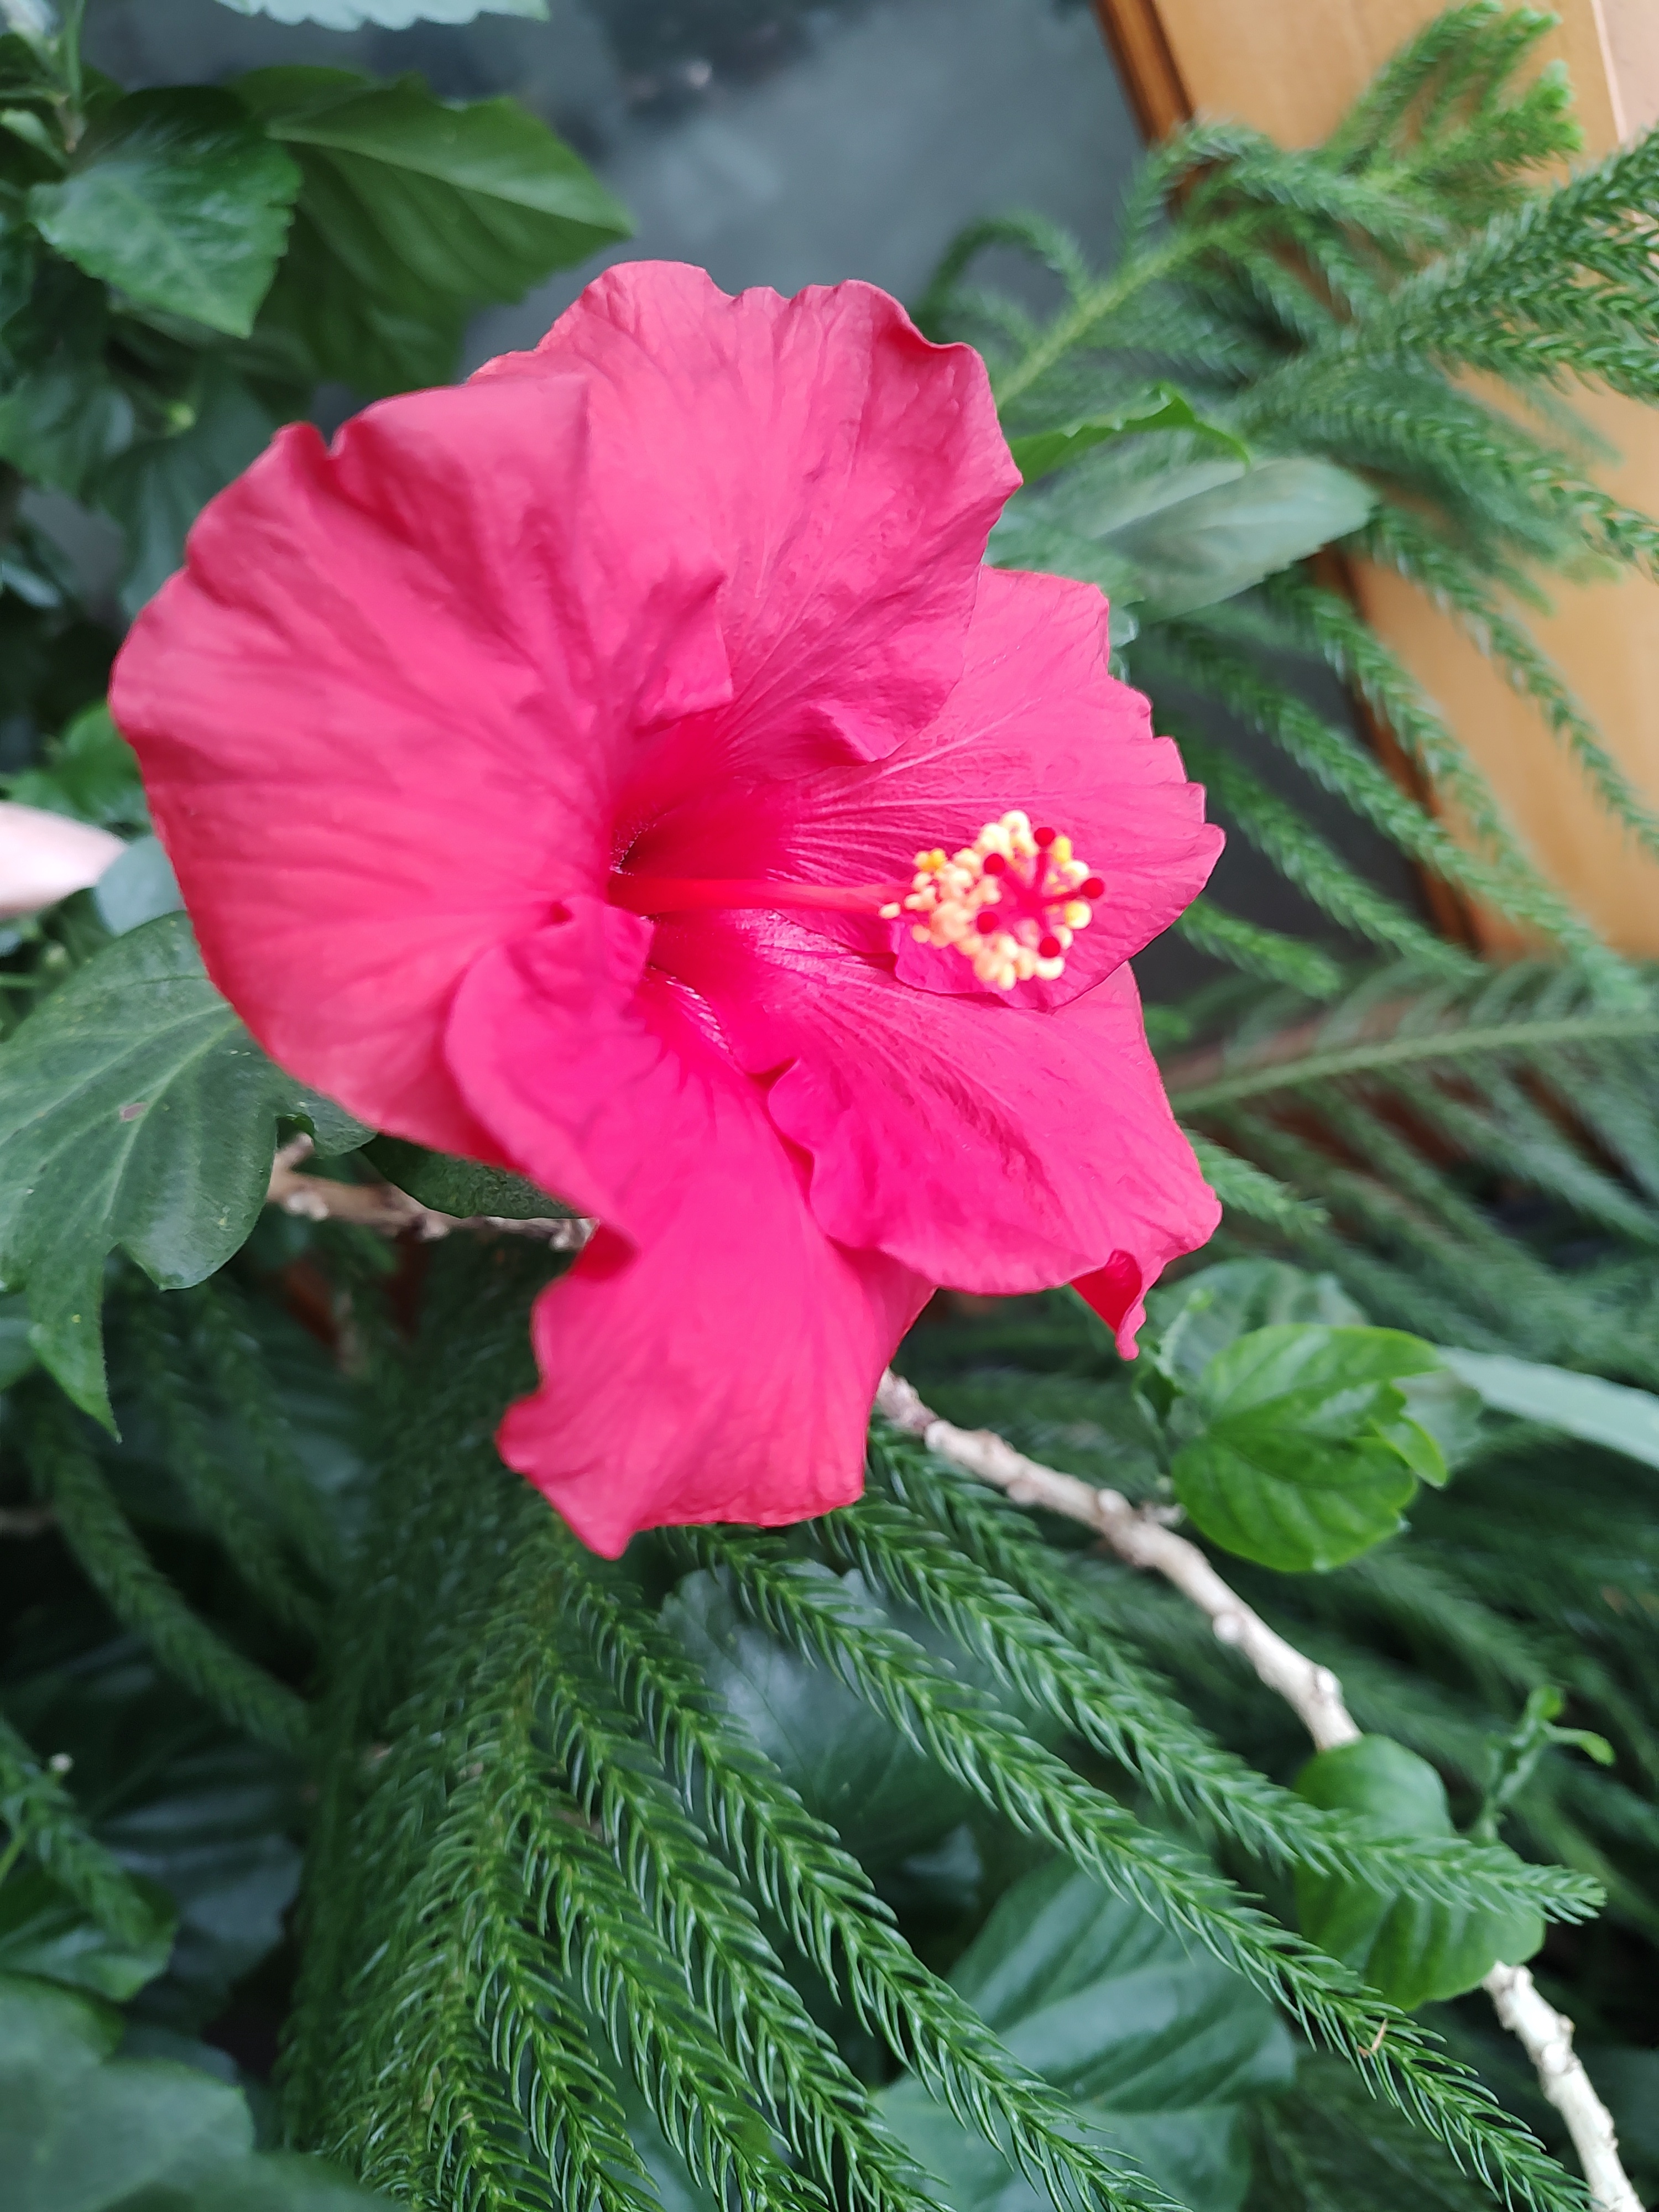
[236,67,630,398]
[1145,1256,1365,1385]
[0,262,134,500]
[2,703,147,831]
[212,0,546,23]
[1170,1323,1456,1571]
[1294,1738,1543,2010]
[879,1857,1295,2212]
[0,1865,176,2001]
[97,363,276,617]
[0,1971,387,2211]
[1105,456,1376,622]
[1004,450,1374,626]
[0,914,368,1427]
[1008,384,1249,484]
[362,1135,574,1223]
[26,90,302,339]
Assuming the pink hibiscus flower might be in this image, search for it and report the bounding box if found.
[110,262,1222,1558]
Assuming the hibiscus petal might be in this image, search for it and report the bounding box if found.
[445,899,928,1554]
[110,369,729,1155]
[479,262,1019,789]
[675,914,1219,1329]
[635,568,1222,1009]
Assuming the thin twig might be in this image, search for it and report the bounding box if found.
[266,1136,593,1251]
[0,1503,55,1537]
[875,1370,1643,2212]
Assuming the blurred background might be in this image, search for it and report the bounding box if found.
[87,1,1137,346]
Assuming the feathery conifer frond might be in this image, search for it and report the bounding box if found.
[1165,962,1659,1375]
[0,1711,158,1940]
[21,1390,310,1750]
[560,1546,1181,2212]
[666,1526,1584,2211]
[846,1447,1597,1926]
[126,1292,325,1640]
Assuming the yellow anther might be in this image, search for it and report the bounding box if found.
[895,811,1105,990]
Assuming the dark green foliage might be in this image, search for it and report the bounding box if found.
[900,1259,1659,2189]
[23,1391,310,1751]
[1165,963,1659,1379]
[1293,1738,1543,2008]
[879,1856,1295,2212]
[251,1245,1601,2212]
[28,89,302,336]
[841,1452,1581,1934]
[0,3,623,782]
[0,1971,383,2211]
[0,914,368,1422]
[363,1135,574,1223]
[1166,1326,1453,1573]
[237,67,630,399]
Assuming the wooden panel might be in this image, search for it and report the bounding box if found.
[1109,0,1659,953]
[1149,0,1617,147]
[1597,0,1659,134]
[1091,0,1191,139]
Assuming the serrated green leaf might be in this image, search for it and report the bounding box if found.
[361,1134,571,1222]
[237,67,629,397]
[1009,385,1249,484]
[97,363,275,615]
[1148,1258,1365,1386]
[1295,1739,1542,2009]
[881,1858,1294,2212]
[1171,1324,1454,1571]
[0,914,368,1425]
[0,1866,175,2000]
[28,90,301,338]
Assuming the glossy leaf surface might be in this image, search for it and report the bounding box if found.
[28,90,301,338]
[881,1857,1295,2212]
[0,915,367,1423]
[1295,1738,1543,2008]
[237,66,629,395]
[1172,1324,1457,1571]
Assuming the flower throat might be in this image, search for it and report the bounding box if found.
[609,811,1104,990]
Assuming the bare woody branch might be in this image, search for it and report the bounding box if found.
[266,1136,593,1250]
[874,1369,1642,2212]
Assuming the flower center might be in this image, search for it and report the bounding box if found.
[607,810,1103,990]
[881,812,1105,988]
